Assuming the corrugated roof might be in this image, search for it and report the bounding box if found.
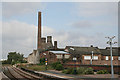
[49,51,70,54]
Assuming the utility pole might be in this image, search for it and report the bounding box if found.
[105,36,117,78]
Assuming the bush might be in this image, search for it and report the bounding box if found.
[77,67,86,74]
[55,64,64,71]
[97,70,109,74]
[84,67,94,74]
[62,67,94,75]
[62,68,75,74]
[39,58,45,65]
[51,61,61,69]
[118,72,120,75]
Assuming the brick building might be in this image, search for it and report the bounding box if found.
[39,50,70,64]
[65,46,120,65]
[27,12,62,64]
[27,12,120,66]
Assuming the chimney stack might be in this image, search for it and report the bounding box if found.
[41,37,46,43]
[47,36,52,43]
[54,41,57,50]
[37,12,42,49]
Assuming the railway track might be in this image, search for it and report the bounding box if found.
[3,67,18,80]
[2,66,42,80]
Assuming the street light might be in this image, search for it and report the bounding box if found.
[73,57,77,74]
[43,53,47,70]
[70,47,77,74]
[105,36,117,78]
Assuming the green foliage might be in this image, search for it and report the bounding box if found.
[55,64,64,71]
[62,67,88,74]
[77,67,86,74]
[62,68,74,74]
[51,61,64,71]
[51,61,61,69]
[97,70,109,74]
[2,52,24,64]
[118,72,120,75]
[62,67,94,75]
[84,67,94,74]
[38,58,45,65]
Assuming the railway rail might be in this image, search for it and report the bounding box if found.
[2,66,70,80]
[2,66,42,80]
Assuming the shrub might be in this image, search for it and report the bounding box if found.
[118,72,120,75]
[55,64,64,71]
[51,61,61,69]
[97,70,109,74]
[62,68,77,74]
[62,69,68,74]
[39,58,45,65]
[84,67,94,74]
[77,67,86,74]
[62,68,72,74]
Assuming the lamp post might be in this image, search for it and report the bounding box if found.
[70,47,77,74]
[90,51,94,65]
[43,53,47,70]
[105,36,117,78]
[73,57,77,74]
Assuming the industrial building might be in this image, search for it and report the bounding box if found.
[27,12,68,64]
[27,12,120,66]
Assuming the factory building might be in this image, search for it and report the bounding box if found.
[27,12,119,66]
[27,12,68,64]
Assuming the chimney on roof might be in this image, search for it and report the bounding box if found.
[54,41,57,50]
[41,37,46,43]
[90,45,93,47]
[47,36,52,43]
[37,12,42,49]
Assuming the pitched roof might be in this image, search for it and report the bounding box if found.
[100,49,120,56]
[65,46,101,55]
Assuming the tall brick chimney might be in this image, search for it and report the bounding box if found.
[37,12,42,49]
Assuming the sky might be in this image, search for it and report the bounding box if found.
[1,2,118,59]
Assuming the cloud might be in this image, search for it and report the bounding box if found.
[2,20,117,59]
[2,2,47,17]
[69,20,93,28]
[2,20,37,59]
[73,2,118,17]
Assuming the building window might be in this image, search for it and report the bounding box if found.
[65,55,70,59]
[106,56,109,60]
[56,55,63,59]
[93,56,98,60]
[84,56,91,60]
[118,57,120,60]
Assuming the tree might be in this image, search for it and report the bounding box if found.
[7,52,24,64]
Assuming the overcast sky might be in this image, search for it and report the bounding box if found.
[1,2,118,59]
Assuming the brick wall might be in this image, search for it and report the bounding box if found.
[40,51,58,64]
[82,60,120,65]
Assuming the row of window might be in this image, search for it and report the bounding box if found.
[84,56,98,60]
[105,56,120,60]
[84,56,120,60]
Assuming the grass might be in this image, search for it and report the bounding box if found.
[19,64,53,71]
[2,64,11,66]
